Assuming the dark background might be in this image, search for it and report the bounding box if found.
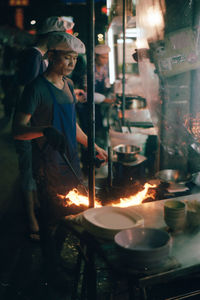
[0,0,108,44]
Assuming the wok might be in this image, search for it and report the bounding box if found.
[155,169,192,184]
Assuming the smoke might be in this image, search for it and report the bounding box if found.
[172,231,200,265]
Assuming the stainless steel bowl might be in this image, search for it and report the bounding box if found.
[113,144,141,162]
[155,169,192,184]
[126,97,146,110]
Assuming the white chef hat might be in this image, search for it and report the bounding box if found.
[37,16,73,34]
[95,44,110,55]
[47,31,85,54]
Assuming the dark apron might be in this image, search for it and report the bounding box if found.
[35,79,83,269]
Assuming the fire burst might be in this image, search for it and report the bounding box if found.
[59,183,156,208]
[59,189,101,208]
[112,183,156,207]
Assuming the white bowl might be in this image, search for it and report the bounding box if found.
[114,228,171,268]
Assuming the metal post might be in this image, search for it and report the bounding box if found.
[87,0,95,208]
[122,0,126,126]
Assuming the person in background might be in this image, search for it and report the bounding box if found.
[94,44,115,146]
[0,41,21,122]
[14,16,74,241]
[17,16,74,87]
[73,44,115,175]
[12,31,108,286]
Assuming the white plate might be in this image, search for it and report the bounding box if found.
[83,206,144,240]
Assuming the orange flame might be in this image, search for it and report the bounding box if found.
[59,189,101,208]
[59,183,156,208]
[112,183,156,207]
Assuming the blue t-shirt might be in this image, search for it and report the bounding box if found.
[19,75,76,149]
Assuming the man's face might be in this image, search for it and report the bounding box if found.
[95,53,109,66]
[49,50,78,76]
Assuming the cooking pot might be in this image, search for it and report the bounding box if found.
[117,95,146,110]
[113,144,141,162]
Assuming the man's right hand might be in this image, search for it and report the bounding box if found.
[43,127,66,154]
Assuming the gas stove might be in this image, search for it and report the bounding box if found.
[112,154,147,186]
[95,177,193,207]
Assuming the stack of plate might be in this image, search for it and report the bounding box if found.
[82,206,144,240]
[164,200,186,231]
[114,227,171,269]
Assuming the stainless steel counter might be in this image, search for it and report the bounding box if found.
[65,193,200,299]
[120,193,200,289]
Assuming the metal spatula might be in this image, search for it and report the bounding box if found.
[59,152,88,196]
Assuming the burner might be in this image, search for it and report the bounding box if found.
[112,154,147,186]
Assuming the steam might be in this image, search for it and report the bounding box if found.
[172,231,200,266]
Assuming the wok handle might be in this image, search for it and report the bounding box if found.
[107,146,112,188]
[59,152,88,194]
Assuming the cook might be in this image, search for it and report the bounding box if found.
[12,31,108,285]
[14,15,73,241]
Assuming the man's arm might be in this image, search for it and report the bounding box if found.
[12,112,45,140]
[76,122,88,147]
[76,123,108,161]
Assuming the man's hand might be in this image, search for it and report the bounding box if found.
[43,127,66,154]
[95,145,108,162]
